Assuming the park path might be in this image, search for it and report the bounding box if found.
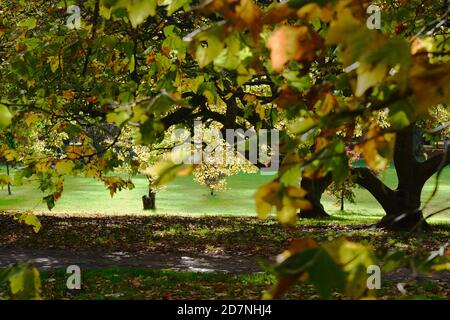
[1,248,449,283]
[0,248,266,273]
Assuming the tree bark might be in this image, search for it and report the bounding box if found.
[143,176,156,210]
[142,192,156,210]
[6,162,11,195]
[298,173,332,218]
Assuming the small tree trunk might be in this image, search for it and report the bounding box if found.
[6,162,11,195]
[340,189,344,211]
[298,174,332,218]
[142,192,156,210]
[143,175,156,210]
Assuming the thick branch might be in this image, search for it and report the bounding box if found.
[419,148,450,183]
[352,167,394,213]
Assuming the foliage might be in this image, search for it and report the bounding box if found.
[14,211,42,233]
[0,263,42,300]
[192,123,258,195]
[0,212,42,300]
[264,236,450,300]
[1,0,450,301]
[263,237,376,299]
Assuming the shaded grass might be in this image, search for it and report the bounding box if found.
[39,267,450,300]
[1,214,449,257]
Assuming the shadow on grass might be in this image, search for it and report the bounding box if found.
[0,212,449,258]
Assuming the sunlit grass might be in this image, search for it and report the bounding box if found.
[0,165,449,224]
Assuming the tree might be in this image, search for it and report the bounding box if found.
[1,0,449,233]
[353,123,450,230]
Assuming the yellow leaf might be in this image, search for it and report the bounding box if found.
[63,90,75,100]
[35,161,50,173]
[317,92,337,116]
[253,182,281,219]
[3,149,18,162]
[277,198,297,226]
[14,211,42,233]
[55,160,75,175]
[360,125,395,171]
[355,62,387,97]
[410,60,450,114]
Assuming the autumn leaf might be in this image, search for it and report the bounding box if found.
[316,92,337,116]
[253,181,282,220]
[263,2,297,24]
[359,125,395,171]
[55,160,75,175]
[235,0,262,40]
[297,3,334,22]
[63,90,76,100]
[355,62,387,97]
[410,60,450,114]
[267,26,322,72]
[14,211,42,233]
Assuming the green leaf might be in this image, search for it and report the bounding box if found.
[139,93,187,116]
[18,17,37,30]
[166,0,191,16]
[275,247,346,299]
[43,194,55,210]
[323,238,376,298]
[0,104,12,129]
[388,100,414,130]
[288,118,316,134]
[331,155,349,185]
[7,265,41,299]
[114,0,157,27]
[190,26,225,68]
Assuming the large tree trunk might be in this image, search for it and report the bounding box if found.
[354,124,449,231]
[298,173,332,218]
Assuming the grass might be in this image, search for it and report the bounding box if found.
[2,215,449,256]
[0,164,449,224]
[38,267,450,300]
[1,164,449,300]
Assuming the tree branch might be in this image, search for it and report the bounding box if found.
[352,167,394,213]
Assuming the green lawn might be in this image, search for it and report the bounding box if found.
[1,164,449,223]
